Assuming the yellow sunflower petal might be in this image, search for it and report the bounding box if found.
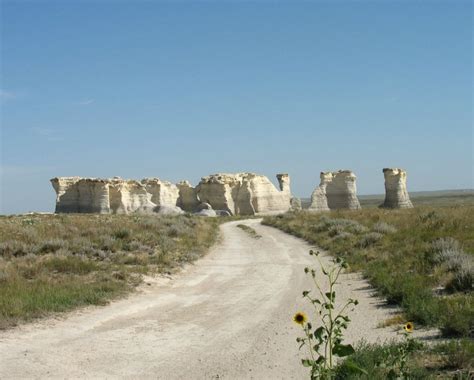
[293,312,307,326]
[403,322,414,332]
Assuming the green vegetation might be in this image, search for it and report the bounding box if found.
[335,338,474,379]
[294,252,360,379]
[236,224,262,238]
[0,214,219,328]
[263,206,474,338]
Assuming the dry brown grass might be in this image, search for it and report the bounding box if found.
[0,214,219,329]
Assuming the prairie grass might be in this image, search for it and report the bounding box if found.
[236,224,261,238]
[0,214,219,328]
[335,339,474,379]
[263,205,474,337]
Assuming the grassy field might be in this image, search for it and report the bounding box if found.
[263,205,473,338]
[0,214,219,329]
[335,338,473,379]
[265,194,474,376]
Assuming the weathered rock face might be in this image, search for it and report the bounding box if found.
[381,168,413,209]
[326,170,361,210]
[109,179,155,214]
[195,173,292,215]
[308,170,361,211]
[51,177,81,213]
[51,172,292,215]
[142,178,180,211]
[290,197,302,211]
[50,177,180,214]
[308,172,332,212]
[176,181,200,212]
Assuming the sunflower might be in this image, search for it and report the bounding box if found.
[293,312,307,326]
[403,322,414,333]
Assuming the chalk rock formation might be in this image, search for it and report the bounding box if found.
[51,177,180,214]
[195,209,217,217]
[195,173,291,216]
[142,178,180,211]
[155,206,185,215]
[308,172,332,212]
[51,172,292,216]
[50,177,82,213]
[308,170,361,211]
[290,197,302,211]
[326,170,361,210]
[177,181,200,212]
[381,168,413,209]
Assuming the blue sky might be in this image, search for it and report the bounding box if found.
[1,1,472,214]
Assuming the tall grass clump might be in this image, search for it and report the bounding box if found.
[430,238,473,292]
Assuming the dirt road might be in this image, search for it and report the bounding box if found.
[0,219,419,379]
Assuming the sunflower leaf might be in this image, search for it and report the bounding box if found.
[332,343,355,357]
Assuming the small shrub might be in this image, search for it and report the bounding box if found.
[69,237,95,256]
[328,225,345,237]
[332,232,353,241]
[439,296,474,337]
[358,232,383,248]
[55,247,72,257]
[0,268,9,282]
[126,240,153,254]
[418,210,439,223]
[346,223,368,234]
[38,239,68,254]
[372,222,397,234]
[310,218,365,235]
[98,236,118,252]
[0,241,30,257]
[431,237,461,253]
[431,237,473,292]
[158,235,177,254]
[433,339,474,370]
[446,264,473,292]
[42,256,98,274]
[113,229,130,240]
[335,340,428,380]
[166,219,191,238]
[310,222,329,233]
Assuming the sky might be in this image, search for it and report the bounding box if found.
[0,0,472,214]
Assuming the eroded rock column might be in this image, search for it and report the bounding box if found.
[326,170,361,210]
[308,172,332,212]
[50,177,81,213]
[381,168,413,208]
